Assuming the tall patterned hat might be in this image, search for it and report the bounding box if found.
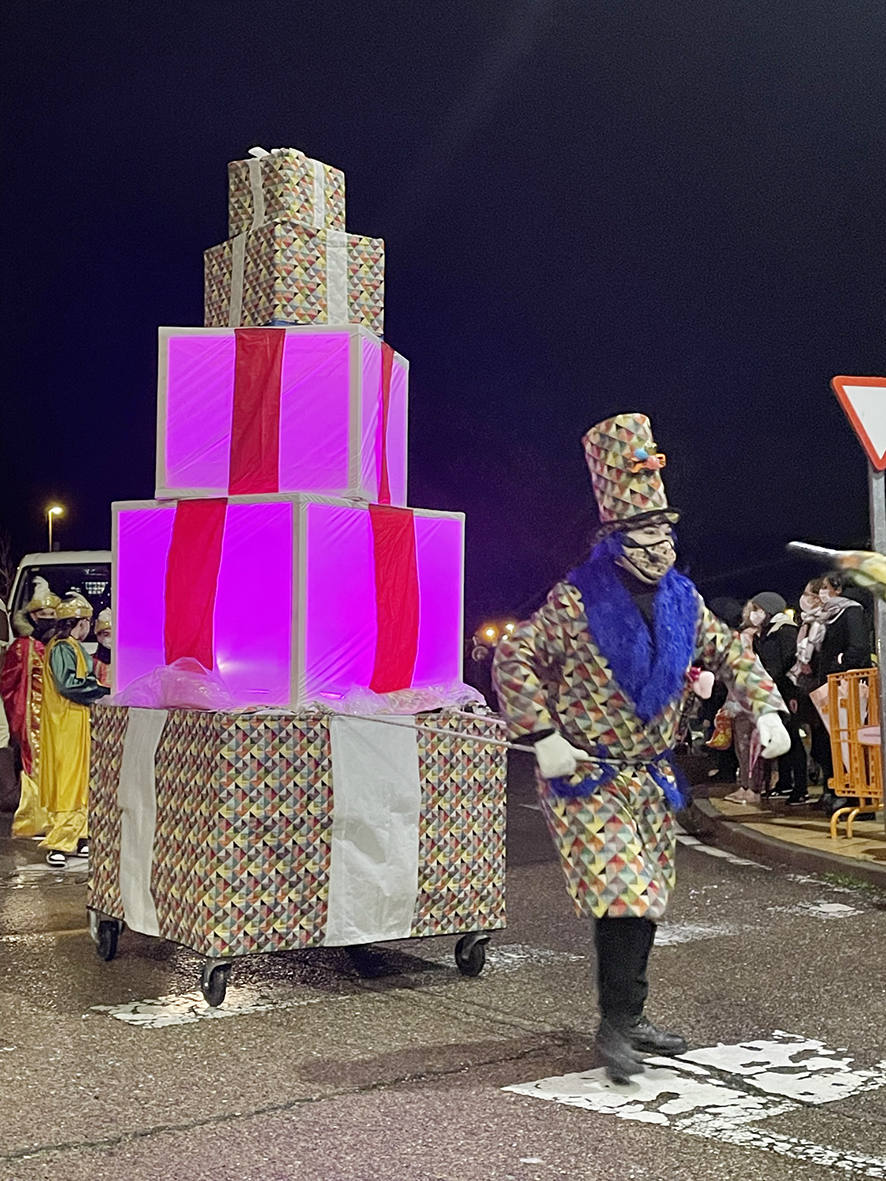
[582,412,680,538]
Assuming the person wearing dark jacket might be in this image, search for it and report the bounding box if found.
[750,592,808,805]
[814,573,870,682]
[811,572,871,808]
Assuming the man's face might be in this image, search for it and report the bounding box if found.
[96,629,111,647]
[31,608,55,622]
[72,618,90,640]
[616,523,676,584]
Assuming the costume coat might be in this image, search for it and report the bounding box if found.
[40,636,107,853]
[493,575,784,920]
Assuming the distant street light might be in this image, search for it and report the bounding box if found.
[47,505,64,551]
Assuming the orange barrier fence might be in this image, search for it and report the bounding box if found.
[824,669,883,838]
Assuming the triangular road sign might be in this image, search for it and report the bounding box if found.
[831,375,886,470]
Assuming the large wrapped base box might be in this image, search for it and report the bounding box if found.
[155,325,408,504]
[87,706,506,958]
[204,222,384,335]
[113,495,465,708]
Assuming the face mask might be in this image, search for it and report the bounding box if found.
[29,616,54,641]
[749,608,766,626]
[616,526,676,584]
[800,594,819,613]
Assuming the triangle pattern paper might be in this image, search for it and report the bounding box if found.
[831,375,886,470]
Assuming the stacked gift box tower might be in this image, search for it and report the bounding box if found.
[113,147,465,708]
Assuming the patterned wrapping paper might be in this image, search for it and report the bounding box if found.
[228,150,346,238]
[204,222,385,335]
[87,707,506,958]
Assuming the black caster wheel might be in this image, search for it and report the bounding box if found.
[96,920,121,962]
[201,961,231,1007]
[454,932,490,977]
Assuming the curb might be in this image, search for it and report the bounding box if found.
[683,794,886,891]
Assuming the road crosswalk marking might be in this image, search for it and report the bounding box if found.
[504,1031,886,1177]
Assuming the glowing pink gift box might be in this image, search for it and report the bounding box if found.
[155,326,408,504]
[112,495,464,708]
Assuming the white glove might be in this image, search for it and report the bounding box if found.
[534,732,593,779]
[756,713,791,759]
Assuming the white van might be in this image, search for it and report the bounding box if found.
[8,551,112,652]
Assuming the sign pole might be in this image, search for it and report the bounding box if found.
[868,464,886,833]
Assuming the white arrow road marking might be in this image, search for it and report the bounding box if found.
[504,1031,886,1177]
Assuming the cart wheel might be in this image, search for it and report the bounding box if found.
[200,962,231,1007]
[454,932,490,977]
[96,920,121,962]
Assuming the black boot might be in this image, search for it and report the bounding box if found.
[594,1019,645,1083]
[595,914,688,1071]
[625,1016,688,1056]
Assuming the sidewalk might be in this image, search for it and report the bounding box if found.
[684,769,886,889]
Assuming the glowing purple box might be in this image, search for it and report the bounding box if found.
[155,326,408,504]
[112,495,464,709]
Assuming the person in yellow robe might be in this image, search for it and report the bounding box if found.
[40,593,110,867]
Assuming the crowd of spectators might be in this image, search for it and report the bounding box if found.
[698,572,873,812]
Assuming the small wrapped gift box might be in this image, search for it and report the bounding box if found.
[155,326,407,504]
[227,148,346,238]
[113,495,464,709]
[204,222,384,335]
[88,705,506,958]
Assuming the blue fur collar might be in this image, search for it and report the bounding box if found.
[567,536,699,723]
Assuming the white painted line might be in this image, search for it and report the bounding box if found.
[674,823,767,870]
[504,1032,886,1177]
[89,986,337,1028]
[654,921,744,946]
[767,900,863,920]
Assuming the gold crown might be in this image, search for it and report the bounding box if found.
[56,593,93,620]
[25,577,60,614]
[95,608,112,635]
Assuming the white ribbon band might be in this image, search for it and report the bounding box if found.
[247,156,266,231]
[117,708,168,937]
[228,232,246,327]
[311,158,326,229]
[325,229,349,325]
[324,716,421,946]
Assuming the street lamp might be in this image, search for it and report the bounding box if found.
[47,505,64,551]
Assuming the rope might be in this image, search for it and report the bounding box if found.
[335,710,672,768]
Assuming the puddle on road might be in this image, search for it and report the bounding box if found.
[1,858,88,888]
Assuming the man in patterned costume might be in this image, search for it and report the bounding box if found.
[493,412,790,1083]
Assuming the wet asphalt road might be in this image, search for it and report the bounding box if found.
[1,751,885,1180]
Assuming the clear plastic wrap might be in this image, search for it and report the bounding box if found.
[103,657,235,711]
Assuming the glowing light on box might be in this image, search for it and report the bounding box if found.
[157,327,408,504]
[113,496,464,709]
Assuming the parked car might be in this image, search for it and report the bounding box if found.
[8,551,111,652]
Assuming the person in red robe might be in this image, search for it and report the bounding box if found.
[0,577,60,834]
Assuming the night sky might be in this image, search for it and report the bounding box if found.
[2,1,885,632]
